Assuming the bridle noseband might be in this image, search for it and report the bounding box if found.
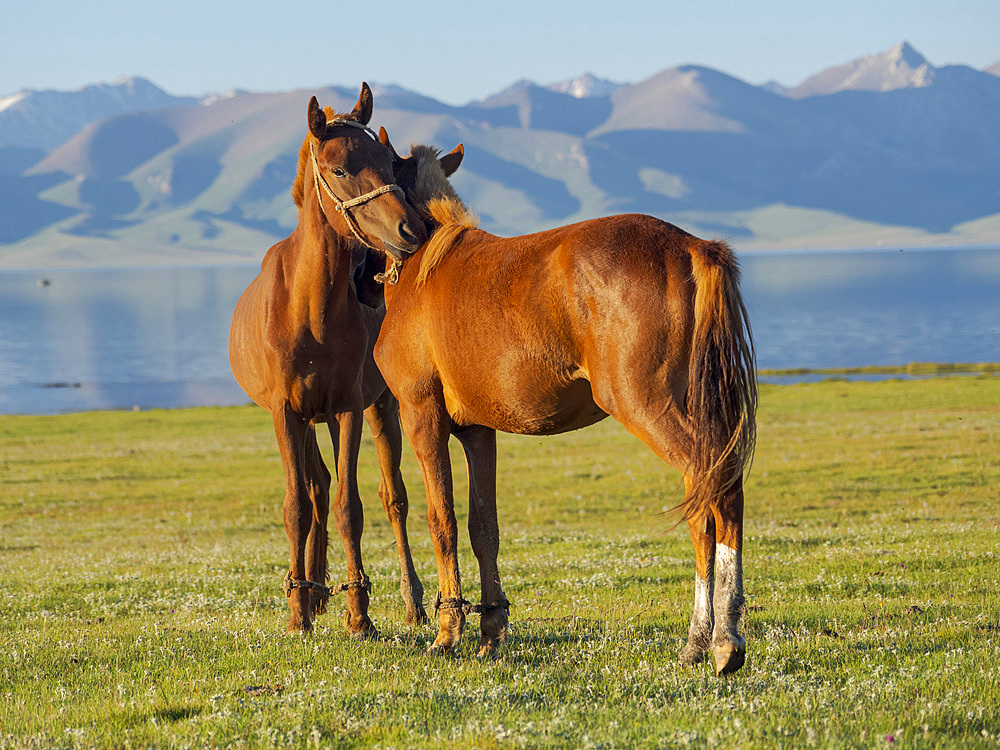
[309,119,404,253]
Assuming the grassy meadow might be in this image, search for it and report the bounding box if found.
[1,376,998,748]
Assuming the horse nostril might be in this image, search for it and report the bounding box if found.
[398,221,422,246]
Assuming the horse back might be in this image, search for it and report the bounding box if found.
[378,214,706,434]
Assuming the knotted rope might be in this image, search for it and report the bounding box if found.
[283,571,372,598]
[433,591,510,616]
[374,258,403,285]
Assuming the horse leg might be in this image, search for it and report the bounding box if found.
[398,397,464,654]
[364,391,428,625]
[272,404,314,633]
[454,425,508,657]
[710,480,746,675]
[614,402,747,674]
[304,428,332,617]
[328,406,377,639]
[679,475,715,666]
[593,374,747,675]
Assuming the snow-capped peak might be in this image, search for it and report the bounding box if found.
[0,91,27,114]
[788,41,936,98]
[547,73,623,99]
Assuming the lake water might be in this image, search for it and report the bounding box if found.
[1,247,998,415]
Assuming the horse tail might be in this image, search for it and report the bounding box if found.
[683,239,757,522]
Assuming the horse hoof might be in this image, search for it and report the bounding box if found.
[343,612,378,640]
[406,606,430,627]
[678,643,710,667]
[349,625,379,641]
[712,641,746,676]
[427,643,458,658]
[286,619,312,635]
[475,637,502,659]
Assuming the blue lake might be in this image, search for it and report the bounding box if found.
[1,247,998,415]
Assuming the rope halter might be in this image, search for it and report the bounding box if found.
[309,123,404,253]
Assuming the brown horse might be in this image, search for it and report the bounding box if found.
[228,85,429,637]
[374,137,756,675]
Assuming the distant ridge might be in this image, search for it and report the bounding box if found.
[2,43,1000,268]
[0,77,197,151]
[546,73,622,99]
[788,42,934,98]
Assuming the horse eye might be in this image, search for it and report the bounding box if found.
[331,167,347,178]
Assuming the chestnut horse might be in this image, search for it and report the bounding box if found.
[374,137,756,675]
[228,85,429,637]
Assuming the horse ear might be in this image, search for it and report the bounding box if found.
[439,143,464,177]
[379,127,400,159]
[379,126,405,174]
[308,96,327,140]
[349,82,374,125]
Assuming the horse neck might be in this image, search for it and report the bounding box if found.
[285,186,355,332]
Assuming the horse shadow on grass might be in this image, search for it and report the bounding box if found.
[418,615,689,667]
[152,706,201,722]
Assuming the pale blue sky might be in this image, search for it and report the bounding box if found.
[3,0,998,103]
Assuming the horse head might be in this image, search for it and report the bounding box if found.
[378,129,464,227]
[304,84,426,260]
[376,131,475,286]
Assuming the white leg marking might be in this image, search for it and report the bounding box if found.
[679,570,715,664]
[683,571,714,656]
[692,574,713,631]
[713,543,745,645]
[715,544,742,594]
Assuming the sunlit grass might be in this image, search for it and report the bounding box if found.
[1,377,998,747]
[759,361,1000,377]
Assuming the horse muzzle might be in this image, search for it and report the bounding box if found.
[383,243,415,262]
[384,220,425,260]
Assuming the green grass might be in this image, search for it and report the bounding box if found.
[1,377,999,748]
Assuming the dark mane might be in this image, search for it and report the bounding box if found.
[400,145,478,287]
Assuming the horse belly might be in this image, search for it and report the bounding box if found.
[229,301,271,410]
[445,372,607,436]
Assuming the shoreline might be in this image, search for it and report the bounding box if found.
[3,365,998,417]
[2,243,998,274]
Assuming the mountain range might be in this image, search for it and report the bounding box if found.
[1,42,999,268]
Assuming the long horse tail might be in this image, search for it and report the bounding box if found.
[683,239,757,522]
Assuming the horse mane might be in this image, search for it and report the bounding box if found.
[404,145,478,287]
[291,105,349,208]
